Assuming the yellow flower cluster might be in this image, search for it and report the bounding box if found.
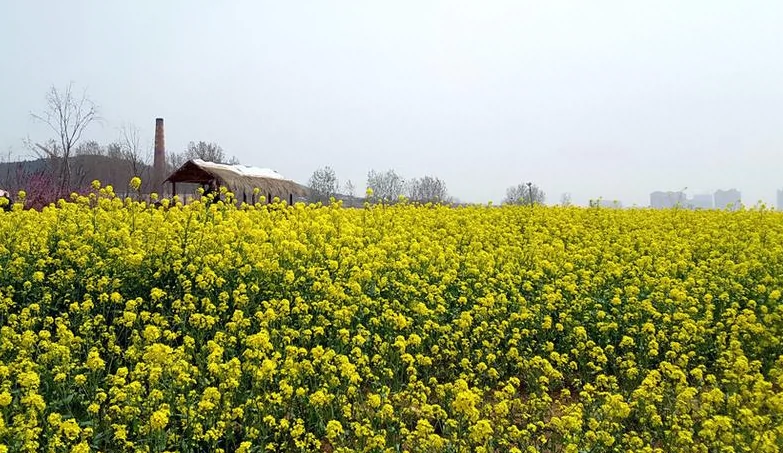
[0,184,782,452]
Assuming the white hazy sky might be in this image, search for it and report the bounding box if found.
[2,1,782,206]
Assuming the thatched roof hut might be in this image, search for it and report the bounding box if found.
[165,159,309,204]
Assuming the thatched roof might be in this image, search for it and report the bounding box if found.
[165,159,309,201]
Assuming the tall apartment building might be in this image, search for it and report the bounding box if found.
[714,189,741,211]
[650,191,686,209]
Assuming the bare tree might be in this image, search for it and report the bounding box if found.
[30,83,100,198]
[119,123,151,178]
[343,179,356,198]
[23,138,63,186]
[407,175,450,203]
[167,151,187,173]
[504,181,545,206]
[106,142,123,159]
[560,193,572,207]
[0,147,12,162]
[308,166,339,203]
[366,169,405,203]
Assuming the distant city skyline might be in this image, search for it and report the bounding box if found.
[642,187,760,210]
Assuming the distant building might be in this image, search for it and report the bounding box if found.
[686,194,713,210]
[650,191,686,209]
[777,189,783,211]
[714,189,741,211]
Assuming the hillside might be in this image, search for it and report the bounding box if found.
[0,155,154,207]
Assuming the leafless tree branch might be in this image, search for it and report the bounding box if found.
[29,82,100,197]
[119,122,151,178]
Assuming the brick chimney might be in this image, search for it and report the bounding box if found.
[153,118,165,195]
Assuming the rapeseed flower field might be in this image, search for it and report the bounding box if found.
[0,184,782,452]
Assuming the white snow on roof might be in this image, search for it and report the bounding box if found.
[193,159,287,180]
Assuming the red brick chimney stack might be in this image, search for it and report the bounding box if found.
[153,118,165,195]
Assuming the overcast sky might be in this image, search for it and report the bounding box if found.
[2,1,782,206]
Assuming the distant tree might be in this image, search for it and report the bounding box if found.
[0,146,14,169]
[366,169,405,203]
[106,142,123,159]
[23,138,63,189]
[29,82,100,198]
[343,179,356,198]
[119,123,151,178]
[560,193,572,207]
[0,146,12,162]
[407,175,449,203]
[74,140,104,156]
[308,166,339,203]
[10,168,60,210]
[167,151,187,173]
[1,145,61,209]
[30,139,63,159]
[184,141,240,164]
[504,181,545,206]
[0,147,14,190]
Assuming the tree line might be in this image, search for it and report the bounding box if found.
[5,82,550,208]
[307,167,456,205]
[1,83,239,207]
[307,166,547,206]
